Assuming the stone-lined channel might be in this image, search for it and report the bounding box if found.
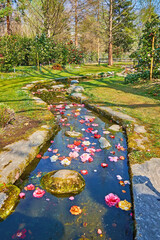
[0,82,134,240]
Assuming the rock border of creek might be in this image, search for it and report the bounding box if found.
[69,91,160,240]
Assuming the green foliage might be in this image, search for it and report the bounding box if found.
[0,35,84,72]
[112,0,136,57]
[125,70,160,84]
[131,15,160,71]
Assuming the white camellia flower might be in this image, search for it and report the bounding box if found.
[50,155,58,162]
[61,158,71,166]
[82,141,91,146]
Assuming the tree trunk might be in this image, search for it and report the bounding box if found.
[108,0,113,66]
[75,0,78,47]
[150,34,155,81]
[97,0,100,63]
[7,0,11,35]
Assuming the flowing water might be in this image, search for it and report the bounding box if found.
[0,83,134,240]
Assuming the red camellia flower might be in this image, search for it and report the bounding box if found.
[80,170,88,175]
[88,157,93,162]
[101,163,108,168]
[79,119,85,124]
[74,140,81,146]
[26,184,35,191]
[36,154,41,158]
[110,135,115,139]
[94,134,101,139]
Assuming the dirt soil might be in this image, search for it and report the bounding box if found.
[0,115,42,149]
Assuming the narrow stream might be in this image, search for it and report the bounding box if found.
[0,83,134,240]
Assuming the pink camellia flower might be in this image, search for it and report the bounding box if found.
[91,130,98,134]
[105,193,120,207]
[69,151,79,158]
[96,149,102,152]
[80,153,91,163]
[92,123,98,127]
[48,148,52,152]
[72,146,81,152]
[67,144,75,149]
[108,156,119,162]
[33,188,45,198]
[69,196,75,201]
[79,119,85,124]
[86,148,96,154]
[19,192,25,199]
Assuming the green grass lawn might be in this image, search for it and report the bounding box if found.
[79,75,160,163]
[0,63,159,163]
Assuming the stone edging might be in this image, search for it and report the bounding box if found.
[69,92,160,240]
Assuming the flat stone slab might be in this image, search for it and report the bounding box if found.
[0,126,54,184]
[108,124,121,132]
[98,106,135,122]
[134,125,146,133]
[131,158,160,239]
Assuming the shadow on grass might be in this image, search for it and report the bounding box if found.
[81,77,160,102]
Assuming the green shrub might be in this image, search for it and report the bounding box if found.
[124,73,141,84]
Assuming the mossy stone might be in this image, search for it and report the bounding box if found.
[65,131,82,138]
[41,170,85,197]
[0,184,20,220]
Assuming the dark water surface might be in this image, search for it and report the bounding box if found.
[0,102,133,240]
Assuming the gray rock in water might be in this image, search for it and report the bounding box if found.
[108,124,121,132]
[65,131,82,138]
[71,80,79,84]
[41,169,85,196]
[99,137,111,149]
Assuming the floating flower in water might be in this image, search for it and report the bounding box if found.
[119,156,125,160]
[67,144,75,149]
[53,149,58,153]
[86,148,96,154]
[69,151,79,158]
[80,170,88,175]
[101,163,108,168]
[50,140,54,143]
[70,206,82,215]
[96,149,102,152]
[80,153,91,163]
[12,228,27,239]
[69,196,74,201]
[88,157,93,162]
[79,119,85,124]
[109,135,115,139]
[25,184,35,191]
[105,193,120,207]
[91,130,98,134]
[103,130,110,134]
[19,192,25,199]
[48,148,52,152]
[82,141,91,146]
[72,146,81,152]
[118,200,132,211]
[119,181,125,186]
[92,123,98,127]
[97,229,102,235]
[94,134,101,139]
[33,188,45,198]
[108,156,119,162]
[110,151,115,155]
[74,140,81,146]
[42,156,49,159]
[61,158,71,166]
[116,144,125,151]
[36,172,42,177]
[50,155,58,162]
[124,180,130,185]
[116,175,122,180]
